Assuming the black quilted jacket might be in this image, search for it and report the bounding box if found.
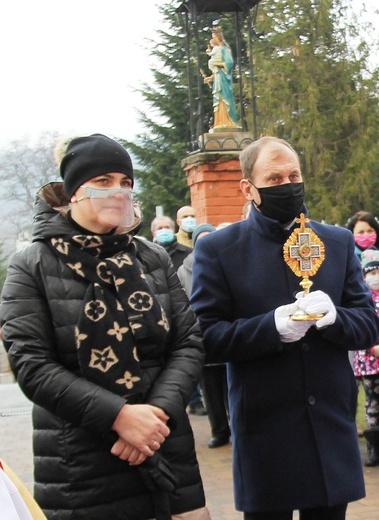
[1,183,206,519]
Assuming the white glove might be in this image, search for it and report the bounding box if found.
[296,290,336,329]
[274,303,314,343]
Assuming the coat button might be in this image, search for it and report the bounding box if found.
[308,395,316,405]
[302,343,310,351]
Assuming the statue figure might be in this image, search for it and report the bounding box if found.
[204,27,238,129]
[206,37,223,76]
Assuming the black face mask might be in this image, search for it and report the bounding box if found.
[252,182,305,224]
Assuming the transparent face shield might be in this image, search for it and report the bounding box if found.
[77,186,135,227]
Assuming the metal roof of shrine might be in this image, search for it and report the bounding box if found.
[177,0,262,14]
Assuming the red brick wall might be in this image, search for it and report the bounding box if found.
[183,156,246,226]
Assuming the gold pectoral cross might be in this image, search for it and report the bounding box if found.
[283,213,326,320]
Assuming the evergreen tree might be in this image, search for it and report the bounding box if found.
[119,5,230,235]
[249,0,379,224]
[121,0,379,230]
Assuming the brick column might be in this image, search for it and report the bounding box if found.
[181,132,254,226]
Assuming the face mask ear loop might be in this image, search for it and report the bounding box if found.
[247,179,260,207]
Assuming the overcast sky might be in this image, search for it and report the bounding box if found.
[0,1,378,150]
[0,0,163,148]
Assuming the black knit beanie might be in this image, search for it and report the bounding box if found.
[60,134,134,197]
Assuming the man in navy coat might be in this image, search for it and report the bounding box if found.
[190,136,379,520]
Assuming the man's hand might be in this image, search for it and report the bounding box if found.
[296,290,336,329]
[274,303,314,342]
[112,404,170,458]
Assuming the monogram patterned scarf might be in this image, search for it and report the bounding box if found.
[49,233,169,398]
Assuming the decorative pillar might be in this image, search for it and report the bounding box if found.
[181,131,254,226]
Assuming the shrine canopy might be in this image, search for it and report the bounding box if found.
[177,0,262,14]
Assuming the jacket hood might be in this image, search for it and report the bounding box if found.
[32,182,142,241]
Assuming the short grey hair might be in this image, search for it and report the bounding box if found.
[150,216,175,233]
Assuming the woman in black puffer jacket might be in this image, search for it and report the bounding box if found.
[0,134,209,520]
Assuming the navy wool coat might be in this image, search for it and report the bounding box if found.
[191,205,379,513]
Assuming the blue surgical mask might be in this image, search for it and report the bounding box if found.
[181,216,196,233]
[155,228,175,245]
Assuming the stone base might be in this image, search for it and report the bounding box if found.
[199,131,254,151]
[209,126,243,133]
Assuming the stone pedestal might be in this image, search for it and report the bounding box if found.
[199,130,254,151]
[181,131,254,226]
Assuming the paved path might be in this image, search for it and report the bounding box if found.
[1,383,378,519]
[191,413,379,520]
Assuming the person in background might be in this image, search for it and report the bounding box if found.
[0,134,209,520]
[179,223,231,448]
[187,377,207,416]
[216,222,233,230]
[151,213,205,414]
[346,210,379,259]
[174,206,206,416]
[353,248,379,467]
[191,135,379,520]
[345,210,379,368]
[178,224,216,310]
[175,206,197,248]
[151,215,192,272]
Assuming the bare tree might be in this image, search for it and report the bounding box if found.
[0,132,61,252]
